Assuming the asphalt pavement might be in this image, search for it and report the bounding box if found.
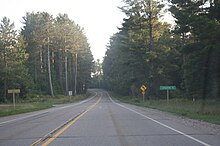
[0,89,219,146]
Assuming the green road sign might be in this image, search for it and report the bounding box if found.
[160,86,176,90]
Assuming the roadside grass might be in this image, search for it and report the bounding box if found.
[110,92,220,125]
[0,93,90,117]
[0,103,52,117]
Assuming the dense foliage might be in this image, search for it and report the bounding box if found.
[90,59,104,88]
[169,0,220,101]
[0,12,93,102]
[0,17,34,101]
[103,0,220,101]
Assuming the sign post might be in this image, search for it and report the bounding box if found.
[160,86,176,104]
[8,89,20,109]
[140,85,147,102]
[142,91,145,102]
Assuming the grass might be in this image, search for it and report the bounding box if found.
[0,93,90,117]
[0,103,52,117]
[110,92,220,125]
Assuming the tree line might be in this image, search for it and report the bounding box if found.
[0,12,93,102]
[102,0,220,101]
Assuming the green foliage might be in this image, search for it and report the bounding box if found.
[0,12,93,102]
[103,0,220,103]
[103,0,182,97]
[170,0,220,100]
[0,17,34,102]
[90,59,104,88]
[21,12,93,96]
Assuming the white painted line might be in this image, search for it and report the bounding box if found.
[106,92,211,146]
[0,111,46,126]
[49,92,97,112]
[0,92,98,125]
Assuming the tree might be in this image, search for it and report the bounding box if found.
[103,0,179,98]
[22,12,93,96]
[54,14,93,95]
[119,0,169,97]
[169,0,220,101]
[54,13,76,95]
[0,17,33,101]
[90,59,103,88]
[22,12,55,96]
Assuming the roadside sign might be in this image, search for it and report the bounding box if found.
[140,84,147,102]
[68,91,72,96]
[8,89,20,109]
[140,85,147,91]
[160,86,176,90]
[160,86,176,104]
[8,89,20,94]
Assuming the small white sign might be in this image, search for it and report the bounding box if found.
[68,91,72,96]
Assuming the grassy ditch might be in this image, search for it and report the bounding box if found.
[111,92,220,125]
[0,93,90,117]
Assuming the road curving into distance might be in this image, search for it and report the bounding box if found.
[0,89,219,146]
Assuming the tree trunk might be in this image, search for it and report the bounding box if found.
[47,37,54,96]
[57,49,63,91]
[69,56,73,92]
[65,49,68,95]
[201,47,212,112]
[147,0,155,97]
[74,53,78,95]
[3,47,7,101]
[34,56,38,83]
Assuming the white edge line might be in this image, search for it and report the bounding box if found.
[0,112,47,125]
[0,92,98,125]
[106,92,211,146]
[50,92,97,111]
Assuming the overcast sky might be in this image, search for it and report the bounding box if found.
[0,0,125,61]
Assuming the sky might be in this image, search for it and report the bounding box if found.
[0,0,125,61]
[0,0,174,61]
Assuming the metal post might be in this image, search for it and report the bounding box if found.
[167,90,169,104]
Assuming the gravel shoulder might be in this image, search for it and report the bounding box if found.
[120,101,220,136]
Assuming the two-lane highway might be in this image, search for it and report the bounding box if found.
[0,89,219,146]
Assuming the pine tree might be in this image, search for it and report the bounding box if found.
[169,0,220,101]
[0,17,33,101]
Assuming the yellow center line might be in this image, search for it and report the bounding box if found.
[40,96,101,146]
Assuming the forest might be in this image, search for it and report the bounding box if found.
[0,12,93,102]
[102,0,220,101]
[1,0,220,103]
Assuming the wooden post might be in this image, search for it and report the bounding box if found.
[8,89,20,109]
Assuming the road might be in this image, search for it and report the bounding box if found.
[0,89,219,146]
